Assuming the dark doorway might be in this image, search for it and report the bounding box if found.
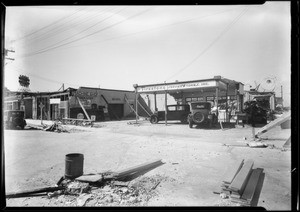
[108,104,124,120]
[24,99,33,118]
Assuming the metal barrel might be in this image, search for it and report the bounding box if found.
[65,153,84,179]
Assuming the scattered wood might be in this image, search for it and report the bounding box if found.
[6,186,65,198]
[255,112,291,137]
[229,160,254,195]
[112,159,164,180]
[215,159,264,206]
[75,174,103,183]
[111,181,130,187]
[43,122,69,133]
[241,168,263,203]
[222,159,244,184]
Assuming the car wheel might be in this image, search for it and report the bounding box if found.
[150,115,159,124]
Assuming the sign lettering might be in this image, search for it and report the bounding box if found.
[137,81,217,93]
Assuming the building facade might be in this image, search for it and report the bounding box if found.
[4,87,151,121]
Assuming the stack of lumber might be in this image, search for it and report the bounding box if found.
[218,159,263,206]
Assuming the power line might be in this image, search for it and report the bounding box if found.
[59,6,244,50]
[21,8,153,58]
[17,7,114,46]
[23,7,127,55]
[165,7,249,82]
[13,8,84,43]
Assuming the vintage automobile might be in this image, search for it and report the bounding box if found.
[149,104,190,124]
[4,110,27,129]
[187,101,217,128]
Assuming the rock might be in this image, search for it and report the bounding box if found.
[77,194,92,206]
[220,193,228,199]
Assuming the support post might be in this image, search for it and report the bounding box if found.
[135,88,138,124]
[215,87,219,118]
[39,102,44,124]
[165,90,168,126]
[77,97,91,121]
[154,93,157,112]
[225,83,229,122]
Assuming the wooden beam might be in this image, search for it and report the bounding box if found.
[222,159,244,184]
[255,112,291,137]
[229,160,254,194]
[165,91,168,126]
[77,97,91,121]
[241,168,263,202]
[113,159,164,178]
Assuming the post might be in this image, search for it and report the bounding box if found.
[39,102,44,124]
[225,83,229,122]
[165,90,168,126]
[134,86,138,124]
[77,97,91,121]
[215,87,219,118]
[154,93,157,112]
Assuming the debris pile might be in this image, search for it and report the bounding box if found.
[44,174,168,206]
[43,122,69,133]
[6,159,167,206]
[215,159,264,206]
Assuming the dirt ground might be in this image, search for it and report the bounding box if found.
[4,117,291,209]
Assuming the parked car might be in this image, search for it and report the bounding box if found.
[187,101,217,128]
[4,110,27,129]
[150,104,190,124]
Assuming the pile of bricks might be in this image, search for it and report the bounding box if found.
[219,159,263,206]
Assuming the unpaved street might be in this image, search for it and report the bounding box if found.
[4,119,291,209]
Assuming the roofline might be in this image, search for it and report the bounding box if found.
[135,77,243,88]
[79,86,134,93]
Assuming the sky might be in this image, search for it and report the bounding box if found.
[4,2,291,105]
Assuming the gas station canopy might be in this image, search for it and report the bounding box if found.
[135,77,231,94]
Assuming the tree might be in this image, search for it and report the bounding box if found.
[19,75,30,87]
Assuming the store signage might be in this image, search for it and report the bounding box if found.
[137,81,217,93]
[50,98,61,104]
[75,89,98,99]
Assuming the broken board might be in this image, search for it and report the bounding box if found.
[229,160,254,194]
[222,159,244,184]
[75,174,103,183]
[241,168,263,202]
[255,112,291,137]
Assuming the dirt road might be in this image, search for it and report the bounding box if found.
[4,119,291,209]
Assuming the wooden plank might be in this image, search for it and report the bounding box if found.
[222,159,244,184]
[229,160,254,194]
[6,186,65,198]
[241,168,263,201]
[113,159,164,178]
[255,112,291,137]
[75,174,103,183]
[77,97,91,121]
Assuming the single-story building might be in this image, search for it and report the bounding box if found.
[134,76,244,122]
[4,86,151,121]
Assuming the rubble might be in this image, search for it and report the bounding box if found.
[45,174,170,206]
[214,159,264,207]
[43,122,69,133]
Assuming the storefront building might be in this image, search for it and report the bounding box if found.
[4,87,150,121]
[134,76,244,122]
